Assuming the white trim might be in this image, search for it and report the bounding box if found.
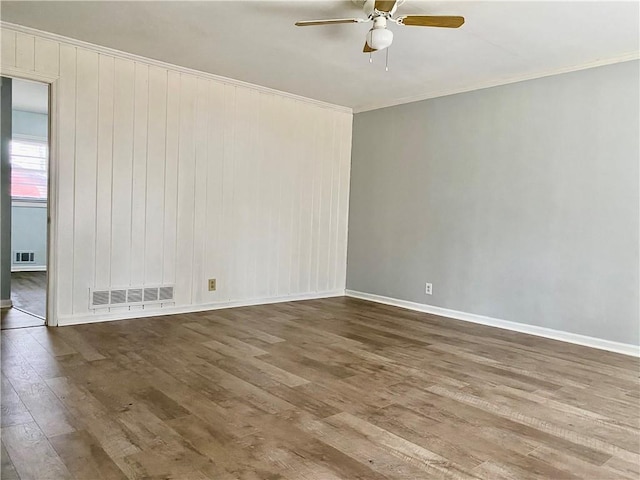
[0,299,13,309]
[345,290,640,358]
[11,266,46,272]
[0,65,58,84]
[57,290,346,326]
[46,80,57,326]
[4,22,636,115]
[1,69,58,326]
[353,52,640,113]
[1,22,352,115]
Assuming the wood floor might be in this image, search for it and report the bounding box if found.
[1,297,638,479]
[1,308,44,330]
[10,271,47,319]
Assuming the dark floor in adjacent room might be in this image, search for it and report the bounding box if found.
[10,271,46,319]
[1,297,638,479]
[1,307,44,330]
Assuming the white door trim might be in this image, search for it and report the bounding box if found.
[1,67,59,326]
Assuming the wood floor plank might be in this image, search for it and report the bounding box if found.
[49,430,128,480]
[1,374,34,428]
[1,422,72,480]
[0,297,637,479]
[427,384,640,464]
[1,441,21,480]
[12,379,77,437]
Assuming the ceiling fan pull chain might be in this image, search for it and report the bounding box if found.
[370,52,373,63]
[385,47,389,71]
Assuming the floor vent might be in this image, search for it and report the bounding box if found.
[92,290,110,307]
[89,285,174,309]
[14,251,35,263]
[159,286,174,301]
[127,289,143,303]
[144,288,159,302]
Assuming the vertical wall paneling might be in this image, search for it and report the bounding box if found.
[203,80,225,303]
[72,49,99,314]
[298,102,315,295]
[15,32,34,71]
[256,92,269,297]
[287,101,300,295]
[271,97,283,295]
[253,93,269,299]
[264,94,280,298]
[317,108,333,292]
[144,67,167,287]
[110,57,135,300]
[220,84,236,302]
[231,86,250,300]
[191,78,210,305]
[246,89,260,299]
[326,114,339,292]
[56,44,77,316]
[161,71,180,296]
[336,112,352,286]
[129,63,149,308]
[1,29,17,68]
[174,74,197,305]
[309,109,323,293]
[278,99,295,295]
[327,114,341,290]
[2,26,352,324]
[34,37,59,76]
[94,55,115,290]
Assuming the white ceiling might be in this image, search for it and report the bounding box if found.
[2,1,638,112]
[12,78,48,114]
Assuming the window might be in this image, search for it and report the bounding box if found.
[11,138,48,200]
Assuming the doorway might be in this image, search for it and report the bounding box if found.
[1,77,49,329]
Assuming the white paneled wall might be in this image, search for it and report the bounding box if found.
[1,26,352,325]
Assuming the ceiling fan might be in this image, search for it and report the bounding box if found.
[295,0,464,53]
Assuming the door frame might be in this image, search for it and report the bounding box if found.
[2,66,59,326]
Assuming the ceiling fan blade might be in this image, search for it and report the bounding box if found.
[374,0,397,13]
[363,41,377,53]
[295,18,363,26]
[398,15,465,28]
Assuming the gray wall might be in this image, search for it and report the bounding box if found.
[11,204,47,270]
[347,61,639,346]
[12,110,47,138]
[10,108,48,271]
[1,77,12,302]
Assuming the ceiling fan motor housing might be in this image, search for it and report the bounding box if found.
[367,16,393,50]
[357,0,404,17]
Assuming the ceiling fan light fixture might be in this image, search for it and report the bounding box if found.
[366,27,393,50]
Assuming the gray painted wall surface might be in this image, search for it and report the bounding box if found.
[347,61,639,345]
[1,78,12,301]
[12,110,47,139]
[10,108,48,271]
[11,204,47,269]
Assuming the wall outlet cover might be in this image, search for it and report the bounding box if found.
[425,283,432,295]
[208,278,217,291]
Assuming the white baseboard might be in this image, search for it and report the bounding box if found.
[57,290,346,326]
[0,299,13,309]
[11,266,46,272]
[345,290,639,358]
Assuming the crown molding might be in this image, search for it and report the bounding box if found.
[1,22,353,115]
[354,51,640,113]
[4,22,636,116]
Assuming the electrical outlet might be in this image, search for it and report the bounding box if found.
[425,283,432,295]
[208,279,217,291]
